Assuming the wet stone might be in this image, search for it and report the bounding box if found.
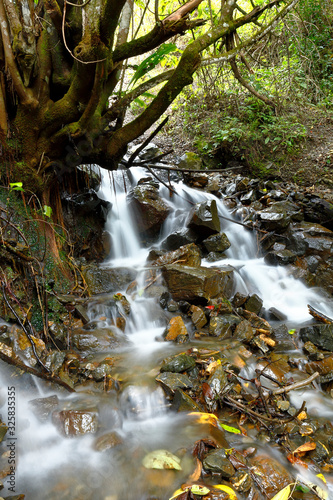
[189,305,207,329]
[52,409,98,436]
[156,372,193,397]
[207,364,228,397]
[29,395,59,422]
[160,228,197,251]
[300,324,333,351]
[203,449,235,478]
[186,200,221,240]
[164,316,188,341]
[160,353,196,373]
[244,294,263,315]
[93,431,123,451]
[151,243,201,268]
[264,249,297,266]
[248,455,293,497]
[202,233,231,253]
[233,320,256,343]
[171,388,204,412]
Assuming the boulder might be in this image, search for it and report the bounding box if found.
[244,294,263,315]
[156,372,193,397]
[186,200,220,240]
[300,324,333,352]
[259,201,302,233]
[189,305,207,329]
[151,243,201,268]
[203,449,235,478]
[127,183,171,238]
[164,316,188,341]
[202,233,231,253]
[178,152,203,170]
[161,228,197,251]
[82,265,137,294]
[162,264,234,303]
[160,352,196,373]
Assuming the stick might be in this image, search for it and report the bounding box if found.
[127,117,169,167]
[271,372,319,395]
[0,351,75,392]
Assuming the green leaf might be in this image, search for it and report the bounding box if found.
[288,329,296,335]
[142,449,182,470]
[190,485,210,495]
[9,182,24,192]
[219,423,241,434]
[130,43,177,87]
[43,205,52,218]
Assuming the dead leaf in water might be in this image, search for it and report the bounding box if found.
[293,441,316,454]
[269,483,293,500]
[142,449,182,470]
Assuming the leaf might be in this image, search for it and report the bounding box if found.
[213,484,237,499]
[43,205,52,218]
[130,43,177,87]
[293,441,316,454]
[189,412,218,426]
[142,449,182,470]
[288,329,296,335]
[270,484,293,500]
[169,487,184,500]
[219,423,241,434]
[9,182,24,191]
[300,474,328,500]
[190,485,210,495]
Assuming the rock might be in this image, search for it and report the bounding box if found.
[52,409,98,436]
[248,455,293,497]
[82,265,137,294]
[139,143,162,160]
[305,354,333,383]
[209,316,234,338]
[264,249,297,265]
[171,389,204,412]
[45,351,66,374]
[267,307,288,321]
[178,152,203,170]
[189,305,207,329]
[303,195,333,230]
[0,420,7,443]
[233,320,256,342]
[244,294,263,315]
[71,327,126,351]
[151,243,201,268]
[259,201,302,233]
[241,310,273,333]
[162,264,234,303]
[207,364,228,397]
[93,431,123,451]
[202,233,231,253]
[156,372,193,397]
[160,353,196,373]
[186,200,220,240]
[300,324,333,351]
[164,316,188,341]
[29,395,59,422]
[203,449,235,478]
[160,228,197,251]
[127,183,171,238]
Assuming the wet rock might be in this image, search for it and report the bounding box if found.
[300,324,333,351]
[241,310,273,333]
[29,395,59,422]
[205,251,227,262]
[244,294,263,315]
[264,249,297,265]
[127,183,171,238]
[178,152,203,171]
[139,143,162,160]
[248,455,293,497]
[151,243,201,268]
[156,372,193,397]
[232,293,247,308]
[162,264,234,303]
[207,364,228,397]
[267,307,288,321]
[202,233,231,253]
[186,200,220,240]
[93,431,123,451]
[160,353,196,373]
[113,293,131,315]
[171,388,204,412]
[203,449,235,478]
[71,327,126,351]
[209,316,233,338]
[189,305,207,329]
[164,316,188,341]
[45,351,66,374]
[303,195,333,230]
[233,320,256,343]
[160,228,197,251]
[258,200,302,233]
[52,409,98,436]
[82,265,137,294]
[305,354,333,383]
[303,341,325,361]
[230,471,252,493]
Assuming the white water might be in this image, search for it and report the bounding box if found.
[1,165,333,499]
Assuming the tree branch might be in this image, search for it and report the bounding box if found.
[164,0,204,22]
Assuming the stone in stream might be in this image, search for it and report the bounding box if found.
[233,320,256,343]
[160,352,196,373]
[162,264,234,303]
[151,243,201,268]
[244,294,263,315]
[28,395,59,422]
[178,151,203,171]
[189,305,207,329]
[160,228,197,251]
[202,449,236,478]
[186,200,220,240]
[300,324,333,352]
[264,249,297,266]
[52,409,98,436]
[163,316,188,341]
[82,265,137,294]
[202,232,231,253]
[93,431,123,451]
[156,372,193,397]
[171,388,204,412]
[127,182,171,238]
[248,455,293,497]
[71,327,127,351]
[305,353,333,383]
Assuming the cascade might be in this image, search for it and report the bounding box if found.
[1,164,333,499]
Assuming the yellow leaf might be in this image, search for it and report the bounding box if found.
[270,484,292,500]
[142,450,182,470]
[190,485,210,495]
[293,441,316,454]
[169,487,185,500]
[297,411,307,421]
[214,484,237,499]
[317,474,326,484]
[189,412,218,426]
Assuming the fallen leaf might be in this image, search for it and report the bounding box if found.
[219,423,241,434]
[297,411,307,421]
[270,483,293,500]
[293,441,316,454]
[189,412,218,427]
[213,484,237,499]
[190,485,210,495]
[287,453,308,468]
[142,450,182,470]
[189,458,202,481]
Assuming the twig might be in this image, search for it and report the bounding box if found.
[271,372,319,395]
[127,117,169,167]
[0,350,75,392]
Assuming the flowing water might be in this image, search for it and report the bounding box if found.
[2,165,333,499]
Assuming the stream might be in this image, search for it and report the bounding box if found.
[1,162,333,499]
